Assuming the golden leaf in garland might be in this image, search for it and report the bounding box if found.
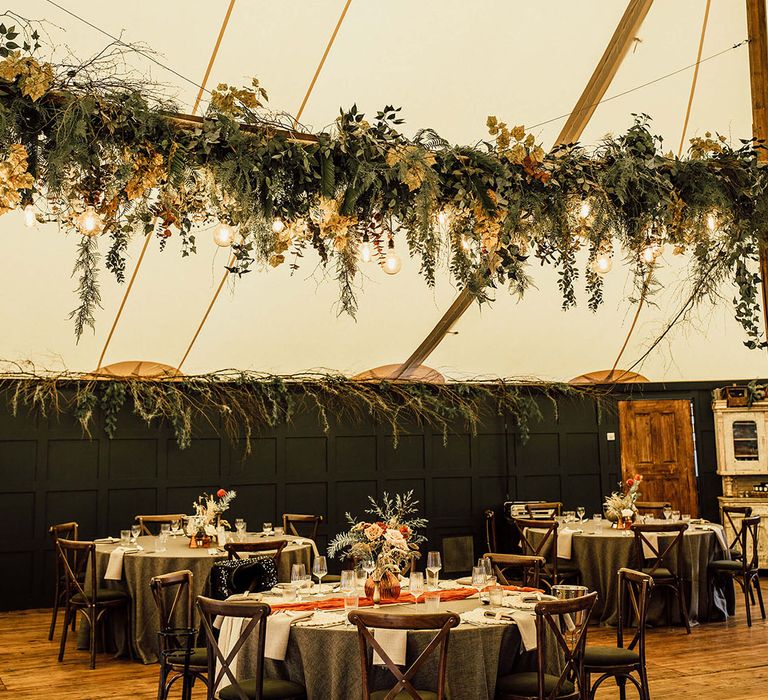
[317,197,357,238]
[510,124,526,142]
[0,143,34,215]
[0,51,24,81]
[209,78,268,118]
[268,253,285,267]
[124,147,165,200]
[386,145,436,192]
[0,52,54,101]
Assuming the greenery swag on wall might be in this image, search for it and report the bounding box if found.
[0,31,767,347]
[0,371,604,452]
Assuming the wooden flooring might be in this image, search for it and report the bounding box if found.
[1,593,767,699]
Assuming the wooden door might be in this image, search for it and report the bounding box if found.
[618,400,699,517]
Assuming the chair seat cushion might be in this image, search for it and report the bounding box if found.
[219,678,306,700]
[166,647,207,668]
[641,567,673,580]
[555,561,581,574]
[371,691,437,700]
[729,547,743,560]
[71,588,129,604]
[496,672,574,697]
[583,645,640,667]
[708,559,743,572]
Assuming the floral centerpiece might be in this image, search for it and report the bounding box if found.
[604,475,643,528]
[328,491,427,602]
[187,488,236,545]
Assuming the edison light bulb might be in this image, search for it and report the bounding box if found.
[642,242,662,264]
[438,210,448,228]
[77,206,103,236]
[578,200,591,219]
[359,236,373,263]
[213,222,235,247]
[706,212,717,232]
[23,203,35,228]
[272,218,285,234]
[461,235,472,252]
[383,241,402,275]
[591,254,612,275]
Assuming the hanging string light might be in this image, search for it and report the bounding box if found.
[212,221,236,247]
[591,252,613,275]
[23,202,35,228]
[383,238,402,275]
[706,212,717,232]
[641,241,663,264]
[359,233,373,263]
[461,235,472,252]
[76,205,103,236]
[271,218,285,234]
[578,200,592,220]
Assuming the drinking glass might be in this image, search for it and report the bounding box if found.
[131,524,141,543]
[489,585,504,607]
[313,555,328,593]
[263,522,273,535]
[672,510,681,522]
[564,511,576,523]
[592,514,603,526]
[274,526,285,536]
[478,558,493,576]
[355,567,368,594]
[576,506,586,522]
[682,513,690,521]
[662,505,672,520]
[471,566,487,599]
[291,564,306,599]
[236,520,247,541]
[426,551,442,589]
[120,530,131,547]
[344,594,359,623]
[160,523,171,536]
[424,591,441,612]
[171,519,182,534]
[409,572,424,604]
[340,570,356,595]
[156,533,168,553]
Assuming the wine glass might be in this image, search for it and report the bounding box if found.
[340,570,356,595]
[576,506,586,523]
[663,505,672,520]
[471,565,487,599]
[171,519,181,535]
[130,524,141,544]
[672,510,681,522]
[236,519,247,541]
[409,572,424,604]
[291,563,306,599]
[355,567,368,594]
[160,523,171,536]
[313,555,328,594]
[426,551,442,589]
[361,556,375,578]
[262,522,273,535]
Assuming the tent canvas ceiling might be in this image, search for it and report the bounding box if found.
[1,0,765,381]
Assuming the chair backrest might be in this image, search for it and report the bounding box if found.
[224,540,286,564]
[513,517,560,583]
[722,505,754,552]
[483,552,544,588]
[630,522,688,578]
[56,538,96,606]
[50,521,79,542]
[150,569,195,654]
[135,514,186,536]
[197,596,271,700]
[348,609,460,700]
[635,501,671,515]
[525,502,563,518]
[282,513,322,541]
[484,509,497,553]
[739,515,761,572]
[534,591,597,700]
[616,568,653,658]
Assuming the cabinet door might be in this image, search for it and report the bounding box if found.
[721,412,767,473]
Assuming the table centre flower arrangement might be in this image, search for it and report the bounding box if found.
[187,488,236,547]
[328,491,427,602]
[604,475,643,529]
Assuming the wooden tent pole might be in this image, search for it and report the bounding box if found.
[390,0,654,380]
[746,0,768,342]
[192,0,237,116]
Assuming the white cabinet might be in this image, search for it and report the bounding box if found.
[713,400,768,475]
[718,497,768,569]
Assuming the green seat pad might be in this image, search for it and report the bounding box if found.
[555,561,581,574]
[641,567,673,579]
[371,691,437,700]
[71,588,129,604]
[708,559,743,572]
[729,547,743,560]
[583,645,640,666]
[166,647,207,668]
[219,678,306,700]
[496,672,574,697]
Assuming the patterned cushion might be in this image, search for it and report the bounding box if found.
[209,557,278,599]
[218,678,306,699]
[496,672,575,697]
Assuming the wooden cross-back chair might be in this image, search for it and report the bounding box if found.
[150,570,207,700]
[482,553,544,589]
[630,522,691,634]
[224,540,286,565]
[584,568,653,700]
[136,514,186,536]
[56,538,133,669]
[196,596,306,700]
[708,515,765,627]
[721,505,753,560]
[524,502,563,519]
[484,509,498,553]
[48,521,79,641]
[634,501,671,517]
[282,513,322,541]
[513,517,581,590]
[496,591,598,700]
[348,609,461,700]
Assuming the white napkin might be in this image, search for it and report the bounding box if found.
[557,528,582,559]
[509,610,538,651]
[699,524,729,554]
[287,537,320,558]
[94,536,119,544]
[372,628,407,666]
[103,546,139,580]
[264,611,314,660]
[641,533,659,560]
[213,616,245,694]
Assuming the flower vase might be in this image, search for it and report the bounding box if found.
[616,514,635,530]
[364,569,401,602]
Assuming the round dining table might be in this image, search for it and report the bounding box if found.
[79,532,313,663]
[527,519,734,626]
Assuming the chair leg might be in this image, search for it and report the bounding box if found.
[58,605,71,662]
[617,675,627,700]
[156,660,167,700]
[742,575,753,628]
[89,605,97,670]
[754,574,766,620]
[48,582,61,641]
[640,665,652,700]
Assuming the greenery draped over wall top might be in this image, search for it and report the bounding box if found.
[0,25,766,350]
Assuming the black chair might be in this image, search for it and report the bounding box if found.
[630,522,691,634]
[348,609,460,700]
[56,538,133,669]
[495,591,597,699]
[721,505,753,561]
[483,552,544,589]
[197,595,306,700]
[136,513,186,536]
[48,521,79,641]
[209,556,279,600]
[708,515,765,627]
[584,568,653,700]
[513,517,581,590]
[150,570,208,700]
